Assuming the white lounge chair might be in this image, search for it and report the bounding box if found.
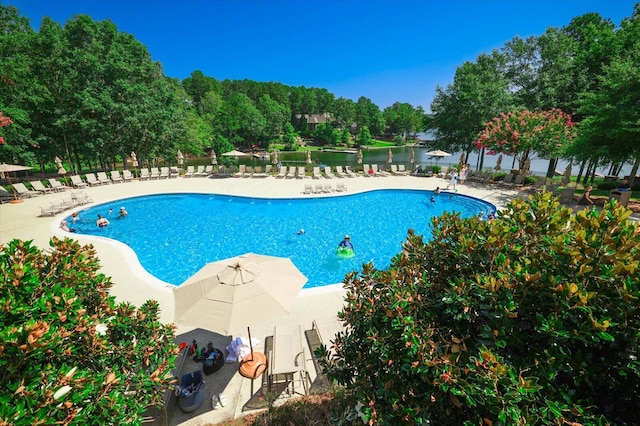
[334,166,347,178]
[303,183,313,194]
[159,167,170,179]
[296,166,306,179]
[345,166,356,178]
[39,204,60,216]
[71,191,93,205]
[85,173,102,186]
[268,324,309,396]
[362,164,372,177]
[70,175,88,188]
[149,167,161,179]
[12,182,38,198]
[312,167,322,179]
[122,170,134,182]
[286,166,297,179]
[313,184,323,194]
[323,166,336,179]
[194,165,206,177]
[336,182,347,192]
[234,164,246,178]
[31,180,55,194]
[48,178,70,191]
[184,165,196,178]
[96,172,111,184]
[397,164,410,175]
[276,166,286,178]
[110,170,124,183]
[138,168,149,180]
[204,165,213,176]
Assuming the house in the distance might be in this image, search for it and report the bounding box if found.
[295,112,334,130]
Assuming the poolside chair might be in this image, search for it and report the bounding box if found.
[334,165,347,178]
[139,168,150,180]
[313,184,323,194]
[322,183,334,193]
[39,204,60,216]
[194,165,206,177]
[31,180,55,194]
[303,183,313,194]
[362,164,372,177]
[268,324,309,396]
[296,166,306,179]
[323,166,336,179]
[512,175,525,187]
[85,173,102,186]
[264,164,273,176]
[184,165,196,178]
[149,167,161,179]
[203,165,213,176]
[12,182,39,198]
[558,187,576,204]
[122,169,134,182]
[312,166,322,179]
[500,173,514,186]
[389,164,399,175]
[370,164,382,176]
[51,198,77,212]
[253,166,267,178]
[159,167,170,179]
[70,175,88,188]
[234,164,246,178]
[48,178,70,192]
[110,170,124,183]
[345,166,356,178]
[96,172,111,185]
[71,191,93,205]
[336,182,347,192]
[286,166,297,179]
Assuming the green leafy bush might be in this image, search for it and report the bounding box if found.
[0,238,178,425]
[324,192,640,425]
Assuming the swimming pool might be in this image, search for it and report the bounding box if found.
[66,189,494,288]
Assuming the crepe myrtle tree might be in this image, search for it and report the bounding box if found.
[0,238,178,425]
[475,109,576,172]
[321,192,640,425]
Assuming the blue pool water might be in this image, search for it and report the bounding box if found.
[66,190,494,288]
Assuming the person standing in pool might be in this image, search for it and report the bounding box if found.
[119,206,128,217]
[96,214,109,227]
[338,235,353,250]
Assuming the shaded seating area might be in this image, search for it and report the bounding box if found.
[12,182,38,198]
[30,180,55,194]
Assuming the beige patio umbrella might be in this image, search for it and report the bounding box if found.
[562,162,572,185]
[173,253,308,336]
[494,154,503,170]
[459,153,466,167]
[306,149,312,164]
[177,150,184,166]
[426,149,451,166]
[0,163,32,203]
[221,149,249,157]
[271,149,278,165]
[387,149,393,164]
[210,149,217,165]
[410,148,415,165]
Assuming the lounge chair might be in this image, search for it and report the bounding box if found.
[312,167,322,179]
[71,191,93,205]
[268,324,309,396]
[512,175,525,187]
[31,180,55,194]
[70,175,88,188]
[203,165,213,176]
[336,182,347,192]
[96,172,111,185]
[334,165,347,178]
[276,166,286,178]
[558,187,576,204]
[12,182,39,198]
[362,164,372,177]
[110,170,124,183]
[39,204,60,216]
[253,166,267,178]
[184,165,196,178]
[264,164,273,176]
[323,166,336,179]
[48,178,70,192]
[322,183,334,193]
[194,165,206,177]
[303,183,313,194]
[149,167,161,179]
[122,170,134,182]
[286,166,297,179]
[159,167,170,179]
[296,166,306,179]
[234,164,246,178]
[345,166,356,178]
[0,186,16,203]
[370,164,382,176]
[500,173,514,185]
[139,168,150,180]
[85,173,102,186]
[313,184,323,194]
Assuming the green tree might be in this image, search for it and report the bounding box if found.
[330,97,356,130]
[0,238,177,424]
[281,122,298,151]
[214,92,266,150]
[354,97,384,136]
[256,94,290,145]
[355,126,372,146]
[325,193,640,424]
[383,102,422,140]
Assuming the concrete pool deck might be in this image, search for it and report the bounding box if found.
[2,174,628,425]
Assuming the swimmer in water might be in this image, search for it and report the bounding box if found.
[295,229,305,235]
[430,196,436,203]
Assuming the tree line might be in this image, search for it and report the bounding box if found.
[1,3,639,183]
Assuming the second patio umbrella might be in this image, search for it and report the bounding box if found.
[173,253,308,336]
[306,149,312,164]
[177,150,184,166]
[410,148,415,165]
[54,156,66,175]
[0,163,32,203]
[387,149,393,164]
[221,149,249,157]
[271,149,278,165]
[210,150,217,165]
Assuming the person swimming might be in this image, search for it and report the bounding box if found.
[119,206,128,217]
[430,196,436,203]
[338,235,353,249]
[434,187,441,194]
[295,229,305,235]
[96,214,109,227]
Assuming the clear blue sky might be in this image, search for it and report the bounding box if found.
[10,0,637,109]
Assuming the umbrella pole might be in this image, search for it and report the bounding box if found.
[247,326,254,361]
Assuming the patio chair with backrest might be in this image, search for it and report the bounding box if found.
[268,324,309,397]
[276,166,287,178]
[110,170,123,183]
[286,166,297,179]
[96,172,111,184]
[70,175,88,188]
[12,182,39,198]
[48,178,70,192]
[122,170,134,182]
[159,167,170,179]
[149,167,161,179]
[312,167,322,179]
[324,166,336,179]
[139,168,150,180]
[334,165,347,178]
[234,164,245,178]
[85,173,102,186]
[194,165,206,177]
[184,165,196,178]
[31,180,55,194]
[296,166,306,179]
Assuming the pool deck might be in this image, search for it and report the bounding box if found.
[1,174,633,425]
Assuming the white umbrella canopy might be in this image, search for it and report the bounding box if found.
[425,149,451,158]
[173,253,308,336]
[221,149,249,157]
[0,163,31,180]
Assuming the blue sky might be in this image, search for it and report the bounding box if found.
[10,0,637,109]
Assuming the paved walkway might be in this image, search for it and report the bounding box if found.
[2,173,616,425]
